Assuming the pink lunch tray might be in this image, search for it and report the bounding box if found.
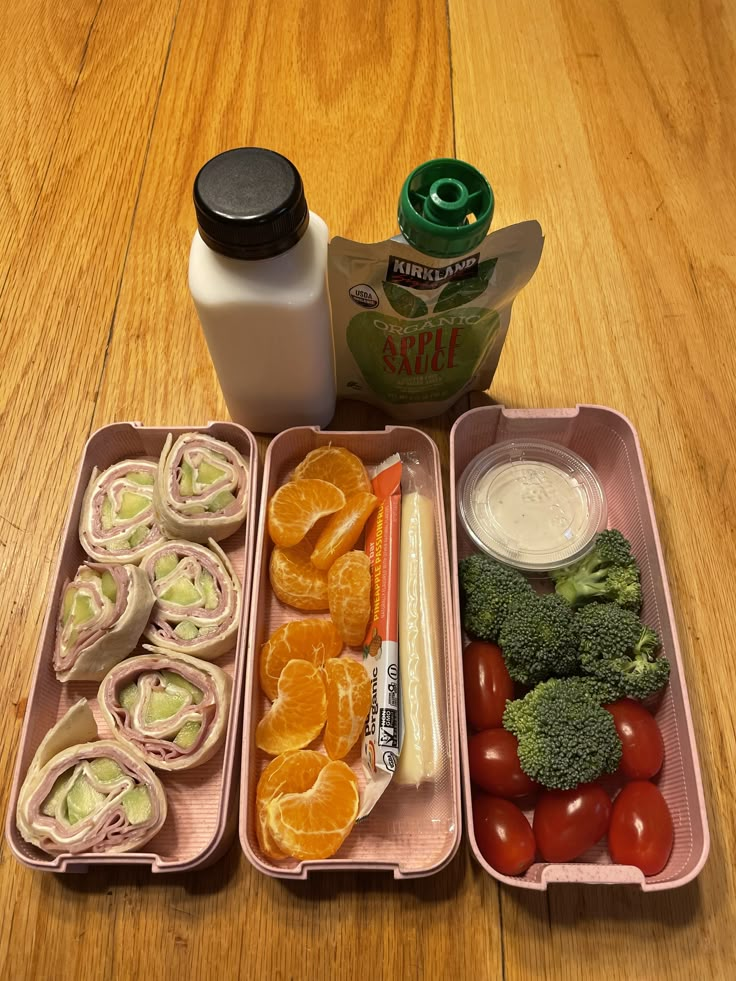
[450,405,710,890]
[240,426,461,878]
[5,422,259,872]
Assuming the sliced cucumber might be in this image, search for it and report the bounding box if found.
[61,585,76,626]
[161,577,200,606]
[128,525,149,548]
[41,768,74,817]
[119,683,139,713]
[72,593,94,626]
[179,460,194,497]
[198,571,218,610]
[100,570,117,601]
[66,775,105,825]
[198,460,225,485]
[121,786,152,825]
[207,490,236,513]
[89,758,123,783]
[174,620,199,641]
[154,553,179,580]
[160,670,204,704]
[101,497,114,531]
[145,688,186,723]
[173,721,201,749]
[119,491,149,520]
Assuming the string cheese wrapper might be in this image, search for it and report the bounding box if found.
[395,490,443,786]
[359,454,403,819]
[16,701,167,856]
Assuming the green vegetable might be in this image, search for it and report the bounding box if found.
[459,553,533,642]
[550,529,642,610]
[173,721,201,749]
[498,592,580,685]
[120,786,152,825]
[503,677,622,790]
[577,603,670,700]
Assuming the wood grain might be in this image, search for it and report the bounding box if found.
[1,0,734,977]
[451,0,736,978]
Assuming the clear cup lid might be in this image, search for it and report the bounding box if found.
[457,439,607,572]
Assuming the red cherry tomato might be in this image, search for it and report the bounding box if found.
[472,793,536,876]
[608,781,674,875]
[468,729,537,798]
[463,641,514,731]
[604,700,664,779]
[533,784,612,862]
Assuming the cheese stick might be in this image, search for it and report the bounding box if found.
[395,491,443,786]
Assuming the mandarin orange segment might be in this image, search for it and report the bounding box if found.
[259,618,343,700]
[323,657,372,760]
[270,537,329,610]
[256,660,327,755]
[327,551,371,646]
[255,751,329,859]
[292,446,371,498]
[268,478,345,547]
[310,492,379,571]
[266,760,359,860]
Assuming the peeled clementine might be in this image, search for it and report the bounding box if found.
[255,751,329,860]
[270,538,329,611]
[292,446,371,498]
[259,618,343,700]
[310,492,378,571]
[327,551,371,646]
[268,479,345,548]
[256,660,327,755]
[266,760,359,860]
[323,657,372,760]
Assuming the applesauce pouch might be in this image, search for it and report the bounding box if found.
[329,159,543,421]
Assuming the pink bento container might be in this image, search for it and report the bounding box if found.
[240,426,461,878]
[450,405,709,889]
[6,422,258,872]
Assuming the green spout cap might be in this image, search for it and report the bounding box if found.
[398,158,494,258]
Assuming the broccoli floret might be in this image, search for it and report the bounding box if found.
[459,553,533,641]
[498,593,580,685]
[577,603,670,700]
[503,677,622,789]
[550,529,642,610]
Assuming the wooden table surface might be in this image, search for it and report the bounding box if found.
[1,0,734,978]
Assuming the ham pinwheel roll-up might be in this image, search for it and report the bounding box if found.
[16,701,166,856]
[53,563,155,682]
[139,539,241,660]
[98,649,232,771]
[153,433,249,543]
[79,459,164,563]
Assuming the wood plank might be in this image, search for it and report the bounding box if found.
[0,0,100,292]
[450,0,736,977]
[0,2,180,978]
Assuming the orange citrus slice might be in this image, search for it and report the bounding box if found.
[266,760,359,860]
[310,492,378,570]
[268,479,345,548]
[323,657,372,760]
[255,750,329,860]
[270,537,329,610]
[327,550,371,646]
[256,660,327,755]
[292,446,371,498]
[259,618,343,700]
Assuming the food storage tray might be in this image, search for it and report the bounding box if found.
[450,405,709,890]
[240,426,461,878]
[6,421,258,872]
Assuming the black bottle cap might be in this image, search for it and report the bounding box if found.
[193,148,309,260]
